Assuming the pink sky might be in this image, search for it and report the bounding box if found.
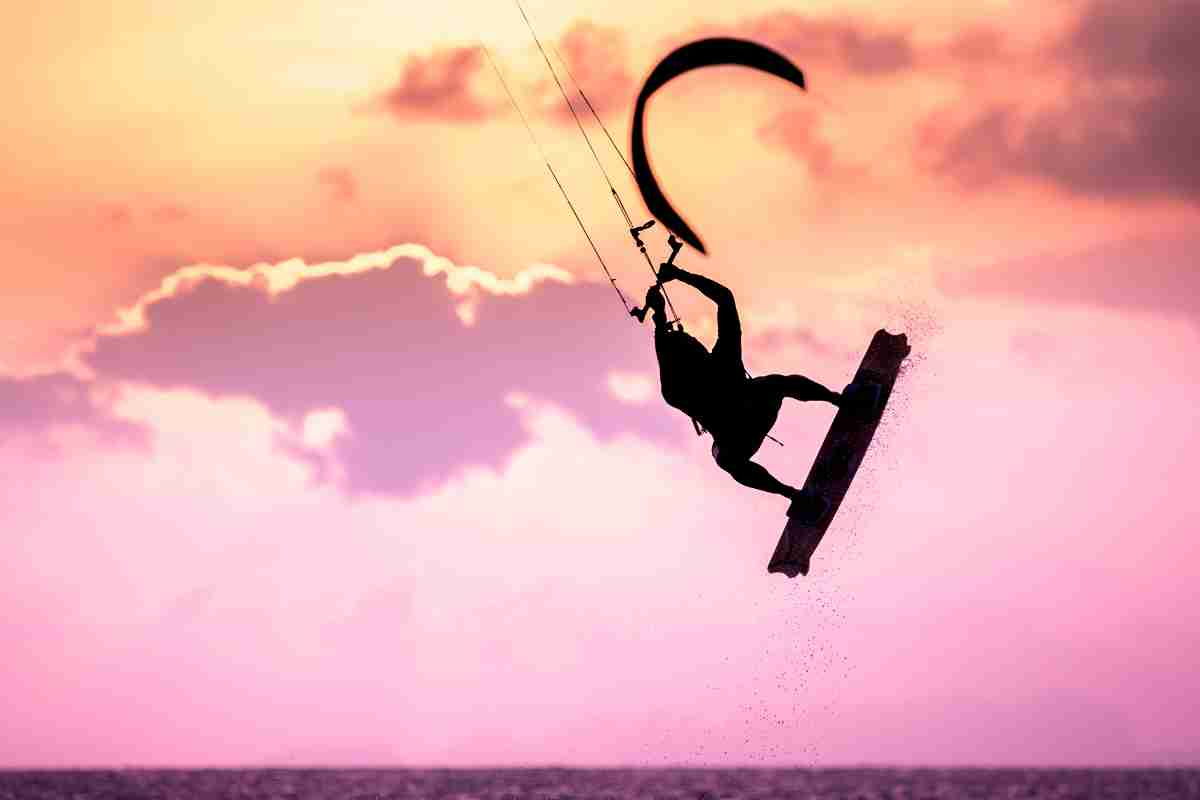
[2,0,1198,767]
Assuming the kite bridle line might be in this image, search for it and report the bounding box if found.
[479,0,685,330]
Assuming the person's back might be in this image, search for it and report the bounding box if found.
[654,326,718,427]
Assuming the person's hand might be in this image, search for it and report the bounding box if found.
[657,261,680,283]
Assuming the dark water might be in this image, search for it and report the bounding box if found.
[2,768,1198,800]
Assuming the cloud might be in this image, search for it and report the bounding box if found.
[757,108,866,181]
[99,204,132,229]
[942,27,1008,65]
[670,12,926,178]
[96,244,568,338]
[606,371,655,405]
[744,320,855,363]
[929,0,1200,203]
[6,314,1199,766]
[550,22,634,120]
[939,232,1200,321]
[376,45,497,122]
[374,16,916,136]
[317,167,357,203]
[61,245,675,496]
[0,380,777,766]
[0,372,146,451]
[151,205,189,223]
[300,407,349,450]
[711,12,915,77]
[376,26,633,130]
[93,204,190,231]
[1009,329,1058,367]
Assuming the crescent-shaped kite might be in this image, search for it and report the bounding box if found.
[631,38,807,255]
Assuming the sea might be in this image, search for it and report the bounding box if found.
[1,768,1197,800]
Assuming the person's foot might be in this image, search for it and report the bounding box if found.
[787,490,828,523]
[841,381,881,417]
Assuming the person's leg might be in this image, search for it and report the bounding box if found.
[720,458,797,498]
[712,443,796,498]
[758,374,841,406]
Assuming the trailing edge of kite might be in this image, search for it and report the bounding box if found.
[630,37,808,255]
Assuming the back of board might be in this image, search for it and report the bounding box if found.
[767,329,910,578]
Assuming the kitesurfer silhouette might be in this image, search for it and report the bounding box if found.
[620,38,852,501]
[637,261,843,499]
[488,21,905,571]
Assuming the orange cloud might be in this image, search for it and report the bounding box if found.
[757,107,867,182]
[151,205,189,223]
[375,23,633,128]
[317,167,358,203]
[375,45,498,122]
[548,22,634,120]
[693,12,916,78]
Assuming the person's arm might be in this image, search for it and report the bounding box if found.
[657,262,733,308]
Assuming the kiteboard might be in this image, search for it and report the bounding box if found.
[767,329,910,578]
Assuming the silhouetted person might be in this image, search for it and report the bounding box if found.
[639,262,842,499]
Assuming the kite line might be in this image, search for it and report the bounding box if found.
[479,0,684,329]
[478,42,632,314]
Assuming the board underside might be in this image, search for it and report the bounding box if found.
[767,329,911,578]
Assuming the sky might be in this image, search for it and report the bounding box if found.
[2,0,1198,768]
